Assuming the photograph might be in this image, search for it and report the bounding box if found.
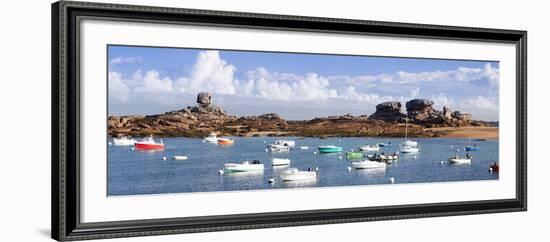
[107,45,500,196]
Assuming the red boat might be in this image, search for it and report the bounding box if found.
[134,136,164,150]
[489,162,499,172]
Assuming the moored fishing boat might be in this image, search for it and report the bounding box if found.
[377,142,392,147]
[351,160,387,169]
[272,158,291,166]
[267,144,290,152]
[217,137,234,145]
[346,152,364,159]
[317,145,343,153]
[273,140,295,148]
[448,153,472,164]
[224,160,264,172]
[203,132,218,143]
[134,136,164,150]
[400,144,419,153]
[279,168,317,181]
[359,144,380,152]
[400,117,420,153]
[112,136,136,146]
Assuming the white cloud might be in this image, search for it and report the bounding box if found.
[177,50,237,95]
[461,96,499,110]
[109,56,143,65]
[341,63,499,86]
[134,70,173,93]
[108,71,130,102]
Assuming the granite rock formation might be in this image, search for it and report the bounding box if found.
[369,101,406,122]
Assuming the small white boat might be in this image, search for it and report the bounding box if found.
[351,160,387,169]
[203,132,218,143]
[402,140,418,147]
[172,155,188,160]
[279,168,317,181]
[448,155,472,164]
[400,118,420,153]
[272,158,291,166]
[267,144,290,152]
[224,160,264,172]
[299,146,309,150]
[359,144,380,152]
[400,144,420,153]
[112,136,136,146]
[273,140,296,148]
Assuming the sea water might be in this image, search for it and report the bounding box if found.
[107,137,498,196]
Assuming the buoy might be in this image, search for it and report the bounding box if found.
[489,167,493,172]
[218,169,224,175]
[313,151,317,154]
[439,160,444,165]
[451,145,454,147]
[108,142,112,146]
[263,141,266,143]
[456,149,460,152]
[131,147,135,151]
[347,167,352,172]
[265,148,269,152]
[162,157,167,161]
[413,156,417,160]
[268,178,275,184]
[389,177,395,184]
[338,156,343,160]
[315,167,320,172]
[339,139,342,142]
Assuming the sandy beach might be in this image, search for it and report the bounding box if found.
[427,126,499,139]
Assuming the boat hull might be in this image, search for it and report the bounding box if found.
[217,139,234,145]
[203,137,218,143]
[224,163,264,172]
[272,158,291,166]
[172,156,188,160]
[359,146,380,152]
[280,171,316,181]
[352,161,387,169]
[134,143,164,150]
[465,146,480,151]
[346,152,364,159]
[448,158,472,164]
[318,146,343,153]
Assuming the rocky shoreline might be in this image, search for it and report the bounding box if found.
[108,93,496,138]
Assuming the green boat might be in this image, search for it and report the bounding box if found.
[346,152,364,159]
[317,145,343,153]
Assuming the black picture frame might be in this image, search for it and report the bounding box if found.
[52,1,527,241]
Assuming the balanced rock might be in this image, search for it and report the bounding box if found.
[406,99,439,122]
[197,92,212,107]
[369,101,406,122]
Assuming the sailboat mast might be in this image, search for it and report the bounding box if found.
[405,117,408,140]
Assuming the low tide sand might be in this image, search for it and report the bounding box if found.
[427,126,499,139]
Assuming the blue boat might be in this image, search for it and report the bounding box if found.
[317,145,343,153]
[377,142,392,147]
[465,145,480,151]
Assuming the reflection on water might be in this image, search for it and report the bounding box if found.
[108,136,499,196]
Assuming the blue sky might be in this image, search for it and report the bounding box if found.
[108,45,499,121]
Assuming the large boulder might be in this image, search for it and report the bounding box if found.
[196,92,212,107]
[406,99,439,122]
[369,101,406,122]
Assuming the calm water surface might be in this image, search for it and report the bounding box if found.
[108,136,499,196]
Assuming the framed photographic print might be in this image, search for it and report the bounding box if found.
[52,1,527,241]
